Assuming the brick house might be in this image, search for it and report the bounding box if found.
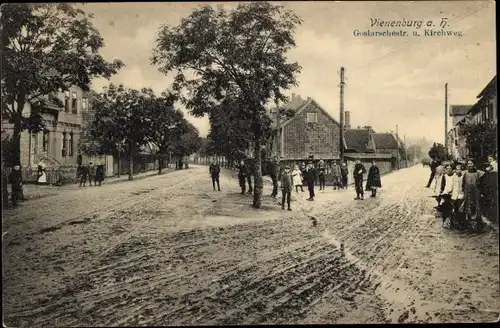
[2,83,89,168]
[267,94,341,162]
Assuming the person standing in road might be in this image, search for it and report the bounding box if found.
[209,161,221,191]
[366,160,382,198]
[317,159,326,191]
[460,159,485,232]
[340,162,349,189]
[88,162,95,186]
[331,161,341,190]
[450,163,466,229]
[95,164,105,186]
[245,161,253,194]
[8,164,23,206]
[305,160,316,201]
[291,165,304,193]
[79,164,89,187]
[353,158,366,200]
[237,160,247,194]
[439,163,455,228]
[426,157,441,188]
[280,166,293,211]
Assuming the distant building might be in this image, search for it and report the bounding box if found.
[447,105,473,160]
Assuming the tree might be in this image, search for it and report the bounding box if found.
[90,84,153,180]
[145,92,188,174]
[151,2,302,208]
[170,122,202,169]
[461,121,497,162]
[1,3,124,166]
[428,142,448,162]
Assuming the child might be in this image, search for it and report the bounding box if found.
[8,165,23,206]
[439,163,455,228]
[317,159,326,191]
[291,165,304,193]
[450,163,465,229]
[432,164,445,208]
[280,166,293,211]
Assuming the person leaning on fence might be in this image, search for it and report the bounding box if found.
[280,166,293,211]
[8,164,23,206]
[209,161,221,191]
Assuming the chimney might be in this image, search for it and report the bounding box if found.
[344,111,351,129]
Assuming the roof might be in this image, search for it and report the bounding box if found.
[268,97,308,127]
[449,105,472,116]
[345,153,393,160]
[477,75,496,99]
[275,98,341,129]
[344,128,375,152]
[372,133,398,149]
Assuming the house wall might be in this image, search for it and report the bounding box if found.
[282,101,340,160]
[1,85,86,167]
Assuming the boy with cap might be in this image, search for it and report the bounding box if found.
[280,165,293,211]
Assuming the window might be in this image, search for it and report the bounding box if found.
[72,92,78,114]
[487,102,494,121]
[481,107,487,122]
[69,132,74,156]
[43,130,50,152]
[64,91,70,112]
[306,112,317,123]
[82,97,88,111]
[62,132,67,157]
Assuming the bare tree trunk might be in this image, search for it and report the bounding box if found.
[252,139,263,208]
[128,144,134,180]
[158,154,164,175]
[12,118,22,166]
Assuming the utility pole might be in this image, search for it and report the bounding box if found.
[339,67,345,163]
[404,135,408,166]
[396,125,400,170]
[444,83,448,160]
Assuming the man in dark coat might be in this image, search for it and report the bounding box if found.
[426,157,441,188]
[79,164,89,187]
[365,160,382,197]
[237,160,248,194]
[304,160,317,201]
[353,158,366,200]
[317,159,326,191]
[88,162,95,186]
[8,164,23,206]
[209,161,221,191]
[95,164,105,186]
[280,166,293,211]
[340,162,349,189]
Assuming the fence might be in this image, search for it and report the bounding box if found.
[3,165,79,185]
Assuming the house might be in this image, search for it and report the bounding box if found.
[447,105,472,160]
[78,90,115,176]
[267,94,342,162]
[2,81,88,168]
[466,75,497,125]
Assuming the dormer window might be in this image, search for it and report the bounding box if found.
[72,92,78,114]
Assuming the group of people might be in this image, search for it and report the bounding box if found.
[427,155,498,232]
[78,162,105,187]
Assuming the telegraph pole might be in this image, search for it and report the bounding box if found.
[404,135,408,166]
[396,125,400,170]
[339,67,345,163]
[444,83,448,159]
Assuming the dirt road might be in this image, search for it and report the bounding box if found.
[2,165,499,326]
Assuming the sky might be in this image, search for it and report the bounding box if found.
[81,1,496,144]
